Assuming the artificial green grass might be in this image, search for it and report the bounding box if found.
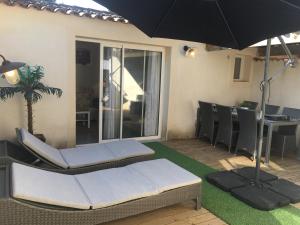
[145,142,300,225]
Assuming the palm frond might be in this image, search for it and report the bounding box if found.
[0,87,22,101]
[31,91,43,104]
[3,65,63,134]
[35,83,63,98]
[18,65,45,87]
[2,65,62,104]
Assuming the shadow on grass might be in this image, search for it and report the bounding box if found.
[145,142,300,225]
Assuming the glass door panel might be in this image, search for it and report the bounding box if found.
[101,47,122,140]
[143,51,162,136]
[122,49,145,138]
[76,41,100,145]
[122,49,162,138]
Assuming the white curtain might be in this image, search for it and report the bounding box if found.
[144,52,161,136]
[103,48,121,139]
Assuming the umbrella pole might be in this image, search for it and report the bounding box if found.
[255,38,272,185]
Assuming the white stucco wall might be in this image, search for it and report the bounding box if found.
[167,46,257,138]
[0,4,257,146]
[249,59,300,146]
[250,60,300,109]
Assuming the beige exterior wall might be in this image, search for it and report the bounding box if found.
[0,4,257,146]
[250,60,300,109]
[249,59,300,146]
[167,47,257,139]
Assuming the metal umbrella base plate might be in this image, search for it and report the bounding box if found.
[206,167,300,210]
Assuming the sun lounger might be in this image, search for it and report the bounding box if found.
[0,159,201,225]
[15,128,154,173]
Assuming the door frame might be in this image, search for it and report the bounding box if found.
[76,38,165,143]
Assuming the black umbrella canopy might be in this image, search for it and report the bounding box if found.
[95,0,300,50]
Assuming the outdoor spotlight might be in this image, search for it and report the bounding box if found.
[0,54,25,85]
[183,45,196,57]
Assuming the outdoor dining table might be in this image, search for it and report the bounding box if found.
[263,118,300,165]
[214,108,300,165]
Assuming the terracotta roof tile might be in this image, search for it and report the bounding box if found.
[2,0,129,23]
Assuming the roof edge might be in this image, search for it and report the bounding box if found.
[2,0,129,23]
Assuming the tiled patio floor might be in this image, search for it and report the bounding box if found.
[105,139,300,225]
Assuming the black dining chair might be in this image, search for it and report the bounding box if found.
[263,104,281,136]
[265,104,280,115]
[240,101,258,110]
[198,101,217,145]
[235,108,259,158]
[214,105,238,152]
[272,107,300,159]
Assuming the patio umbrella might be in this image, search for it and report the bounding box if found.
[96,0,300,210]
[95,0,300,50]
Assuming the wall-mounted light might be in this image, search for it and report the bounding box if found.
[183,45,196,57]
[0,55,25,85]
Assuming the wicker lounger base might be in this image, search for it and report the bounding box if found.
[0,184,201,225]
[0,140,154,174]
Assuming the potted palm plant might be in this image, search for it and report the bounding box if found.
[0,65,62,136]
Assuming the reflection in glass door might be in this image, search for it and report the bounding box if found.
[122,49,144,138]
[122,49,162,138]
[143,51,162,136]
[76,41,100,145]
[101,47,122,140]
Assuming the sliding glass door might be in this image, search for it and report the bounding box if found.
[122,49,162,138]
[77,40,163,144]
[144,51,162,136]
[101,46,122,140]
[76,41,100,145]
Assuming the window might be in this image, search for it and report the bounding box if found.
[233,57,242,80]
[232,55,251,82]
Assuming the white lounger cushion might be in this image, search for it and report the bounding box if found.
[75,167,158,209]
[128,159,202,192]
[20,128,154,169]
[60,144,116,169]
[12,163,91,209]
[20,128,68,169]
[12,160,201,210]
[105,140,155,160]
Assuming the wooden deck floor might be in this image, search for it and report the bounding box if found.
[105,139,300,225]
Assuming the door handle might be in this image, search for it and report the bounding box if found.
[102,95,109,103]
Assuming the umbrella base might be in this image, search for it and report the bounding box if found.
[206,171,248,191]
[232,167,278,182]
[268,179,300,204]
[231,184,290,211]
[206,167,300,210]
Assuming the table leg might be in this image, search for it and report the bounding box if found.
[264,124,273,165]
